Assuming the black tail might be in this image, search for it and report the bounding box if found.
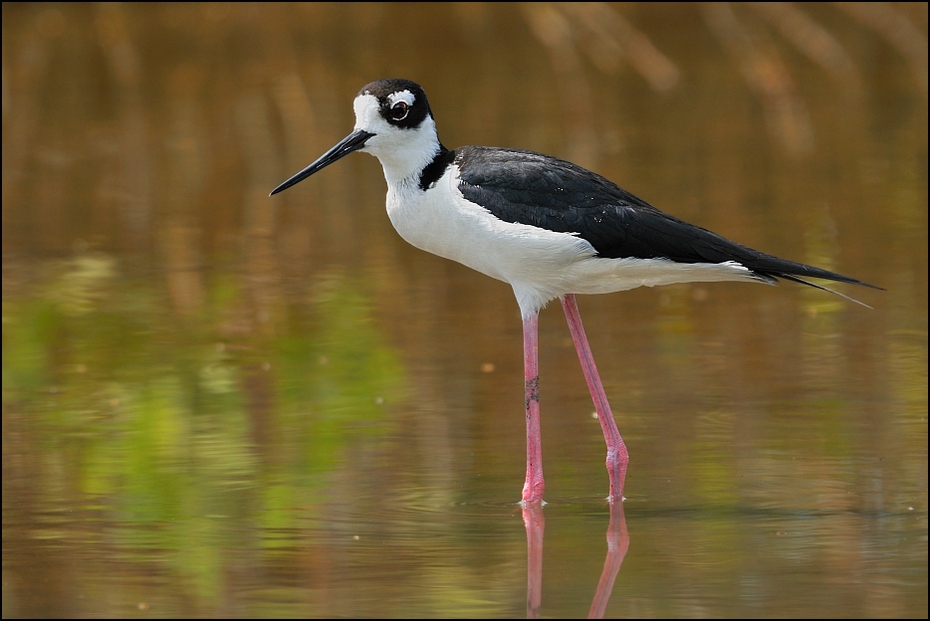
[749,256,882,309]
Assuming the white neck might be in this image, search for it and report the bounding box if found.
[373,116,442,186]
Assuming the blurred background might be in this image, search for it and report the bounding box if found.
[2,3,927,618]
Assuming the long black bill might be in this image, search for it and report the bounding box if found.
[269,129,375,196]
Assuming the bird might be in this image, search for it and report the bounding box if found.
[270,78,879,505]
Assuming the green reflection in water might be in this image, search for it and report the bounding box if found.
[3,253,407,602]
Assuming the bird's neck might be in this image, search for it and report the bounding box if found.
[375,118,445,187]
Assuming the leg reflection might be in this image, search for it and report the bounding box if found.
[521,501,629,619]
[522,504,545,619]
[588,501,629,619]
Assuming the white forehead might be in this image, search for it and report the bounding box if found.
[353,93,381,129]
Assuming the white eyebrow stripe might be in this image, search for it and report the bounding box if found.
[388,90,415,106]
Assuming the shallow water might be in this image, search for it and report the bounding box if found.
[3,3,927,618]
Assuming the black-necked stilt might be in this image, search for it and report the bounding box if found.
[271,79,879,505]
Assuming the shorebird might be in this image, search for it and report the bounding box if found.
[271,79,878,504]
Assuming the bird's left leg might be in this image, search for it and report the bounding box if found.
[560,294,628,501]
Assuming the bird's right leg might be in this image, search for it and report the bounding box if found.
[522,311,545,504]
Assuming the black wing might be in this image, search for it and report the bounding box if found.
[454,146,879,291]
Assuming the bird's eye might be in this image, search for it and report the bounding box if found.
[390,101,409,120]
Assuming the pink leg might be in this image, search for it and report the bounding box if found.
[560,294,628,501]
[522,312,545,504]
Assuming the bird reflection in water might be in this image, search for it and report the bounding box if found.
[522,502,628,619]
